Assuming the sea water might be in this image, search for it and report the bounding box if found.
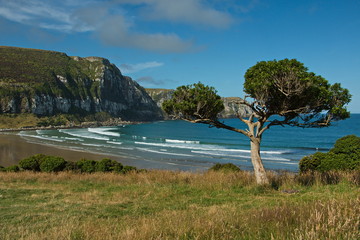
[19,114,360,172]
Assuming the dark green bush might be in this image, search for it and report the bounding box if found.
[330,135,360,154]
[121,165,137,174]
[0,165,4,172]
[95,158,123,172]
[209,163,241,172]
[299,152,326,172]
[39,156,67,172]
[299,135,360,173]
[5,165,20,172]
[76,159,97,173]
[64,161,79,172]
[19,154,47,171]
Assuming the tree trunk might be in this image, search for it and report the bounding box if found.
[250,138,269,185]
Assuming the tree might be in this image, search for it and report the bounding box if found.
[163,59,351,184]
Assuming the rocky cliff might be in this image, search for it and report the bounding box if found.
[145,89,251,119]
[0,46,163,121]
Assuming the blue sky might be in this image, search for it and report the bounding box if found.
[0,0,359,113]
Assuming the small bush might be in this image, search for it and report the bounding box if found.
[0,165,4,172]
[299,152,324,172]
[209,163,241,172]
[19,154,47,171]
[39,156,67,172]
[64,161,79,172]
[121,165,137,174]
[95,158,123,172]
[5,165,20,172]
[330,135,360,154]
[299,135,360,173]
[76,159,97,173]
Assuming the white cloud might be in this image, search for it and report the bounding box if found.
[0,0,246,52]
[120,61,164,74]
[140,0,233,28]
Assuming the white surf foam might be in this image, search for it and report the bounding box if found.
[59,129,109,141]
[88,127,121,137]
[106,141,123,145]
[20,134,65,142]
[165,139,200,144]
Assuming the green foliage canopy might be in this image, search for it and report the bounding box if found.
[243,59,351,127]
[163,82,224,120]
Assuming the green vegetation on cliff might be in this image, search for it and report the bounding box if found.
[0,46,105,100]
[0,46,163,124]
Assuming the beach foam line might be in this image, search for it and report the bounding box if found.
[88,127,121,137]
[19,134,65,142]
[165,139,200,144]
[80,143,105,147]
[59,129,109,141]
[106,141,123,145]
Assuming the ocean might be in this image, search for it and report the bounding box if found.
[18,114,360,172]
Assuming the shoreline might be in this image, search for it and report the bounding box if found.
[0,132,164,169]
[0,119,140,133]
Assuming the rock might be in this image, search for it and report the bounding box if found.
[0,46,163,121]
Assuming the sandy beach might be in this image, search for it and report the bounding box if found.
[0,132,149,168]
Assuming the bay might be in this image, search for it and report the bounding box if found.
[19,114,360,172]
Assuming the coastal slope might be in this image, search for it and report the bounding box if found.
[0,46,163,121]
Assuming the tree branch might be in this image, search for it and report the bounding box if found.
[184,118,251,138]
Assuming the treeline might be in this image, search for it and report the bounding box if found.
[0,154,138,174]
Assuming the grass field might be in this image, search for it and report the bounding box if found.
[0,170,359,240]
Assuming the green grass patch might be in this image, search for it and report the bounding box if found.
[0,170,359,240]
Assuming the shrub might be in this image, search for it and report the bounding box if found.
[76,159,97,173]
[0,165,4,172]
[95,158,122,172]
[39,156,67,172]
[19,154,47,171]
[64,161,79,172]
[121,165,137,174]
[209,163,241,172]
[330,135,360,154]
[299,152,325,172]
[5,165,20,172]
[299,135,360,173]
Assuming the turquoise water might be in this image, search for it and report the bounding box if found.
[19,114,360,172]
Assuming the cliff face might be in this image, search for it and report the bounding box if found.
[220,97,252,118]
[0,47,163,121]
[145,89,251,119]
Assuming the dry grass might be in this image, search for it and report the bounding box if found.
[0,170,359,240]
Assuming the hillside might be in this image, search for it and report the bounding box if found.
[0,46,162,121]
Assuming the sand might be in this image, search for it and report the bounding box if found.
[0,132,139,167]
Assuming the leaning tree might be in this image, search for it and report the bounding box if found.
[163,59,351,184]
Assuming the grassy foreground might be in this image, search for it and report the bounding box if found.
[0,170,359,240]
